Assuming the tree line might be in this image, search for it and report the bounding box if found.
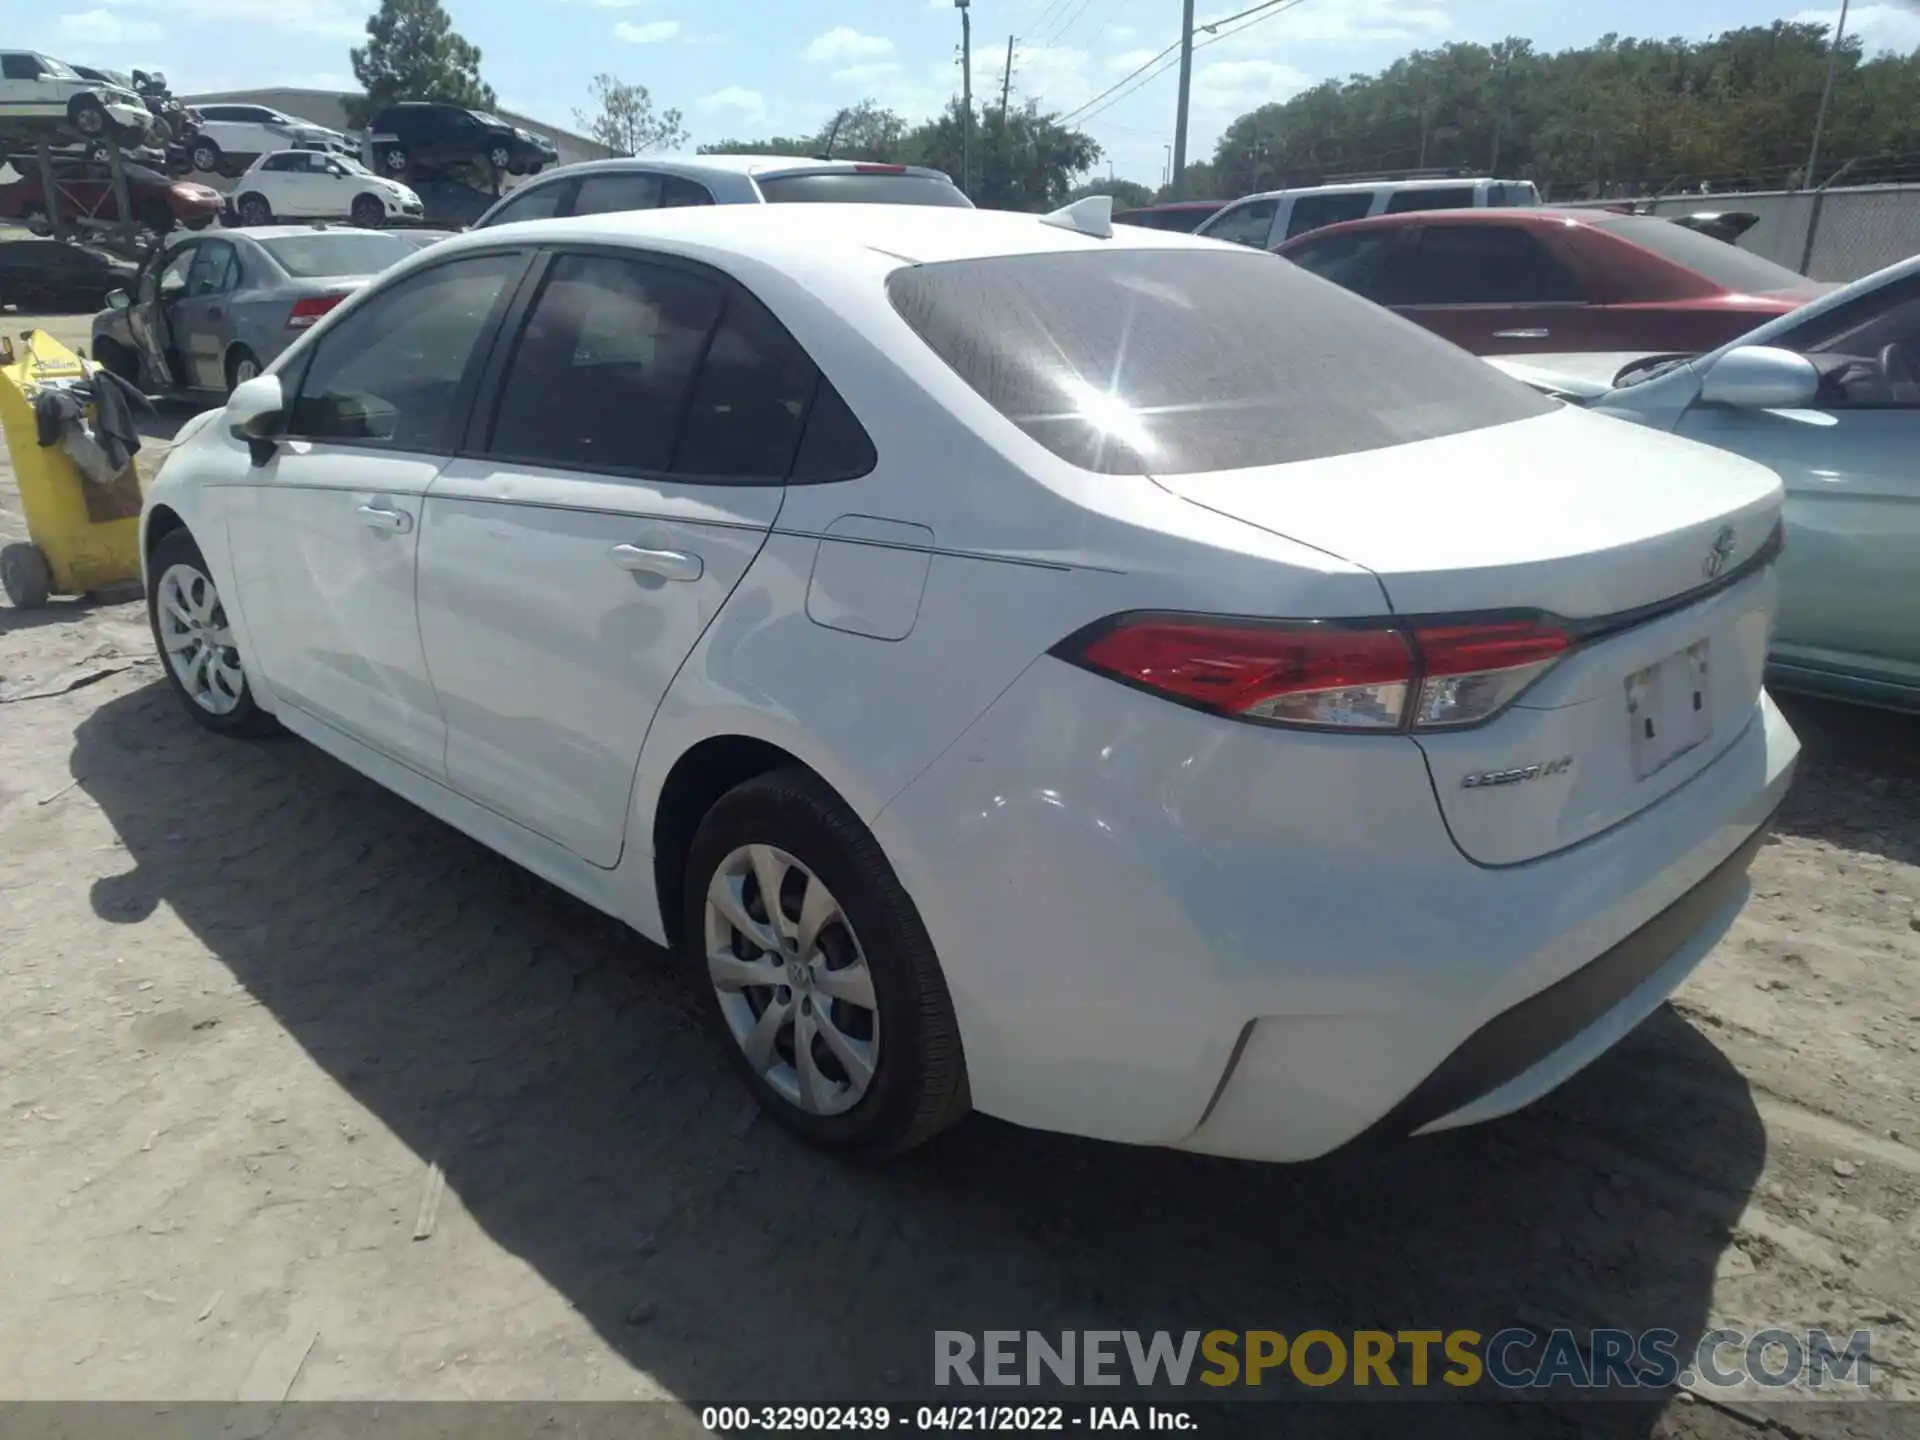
[340,1,1920,210]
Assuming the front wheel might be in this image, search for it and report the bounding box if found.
[234,192,271,226]
[69,96,108,137]
[350,193,385,227]
[189,138,220,174]
[146,528,279,736]
[487,144,512,170]
[381,146,409,175]
[684,768,968,1155]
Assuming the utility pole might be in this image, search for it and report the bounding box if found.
[1170,0,1196,198]
[1804,0,1849,191]
[955,0,973,197]
[1000,34,1015,122]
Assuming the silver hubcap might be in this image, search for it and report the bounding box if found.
[705,845,879,1116]
[156,562,245,715]
[232,356,257,385]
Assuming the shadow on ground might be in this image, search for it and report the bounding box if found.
[72,682,1768,1435]
[1773,693,1920,866]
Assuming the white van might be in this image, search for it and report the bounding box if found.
[1195,176,1541,249]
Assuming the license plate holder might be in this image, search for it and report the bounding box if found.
[1627,640,1712,781]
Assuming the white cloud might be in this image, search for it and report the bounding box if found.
[805,27,895,63]
[1200,0,1449,56]
[1013,45,1096,110]
[698,86,766,123]
[614,18,680,42]
[1792,5,1920,56]
[1107,47,1159,73]
[105,0,361,39]
[833,62,902,84]
[1193,57,1311,113]
[58,9,162,43]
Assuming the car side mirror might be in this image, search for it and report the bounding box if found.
[1698,346,1821,410]
[105,288,131,311]
[226,373,286,465]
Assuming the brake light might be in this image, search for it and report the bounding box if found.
[286,294,344,329]
[1060,613,1572,732]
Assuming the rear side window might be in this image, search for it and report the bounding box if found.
[1285,191,1373,239]
[756,171,971,207]
[663,175,714,208]
[887,248,1554,477]
[489,254,724,473]
[1201,198,1276,247]
[573,172,664,216]
[1385,186,1477,213]
[1389,226,1584,305]
[791,380,877,481]
[671,291,817,478]
[1591,215,1810,295]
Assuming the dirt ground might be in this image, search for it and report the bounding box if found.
[2,307,1918,1437]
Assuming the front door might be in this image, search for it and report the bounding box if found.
[418,250,804,866]
[128,239,195,388]
[169,238,240,390]
[224,249,529,775]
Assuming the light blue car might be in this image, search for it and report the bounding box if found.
[1491,254,1920,713]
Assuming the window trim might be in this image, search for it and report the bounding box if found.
[280,246,535,457]
[460,241,872,487]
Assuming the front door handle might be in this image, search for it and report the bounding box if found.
[610,543,702,582]
[356,503,413,535]
[1493,328,1551,340]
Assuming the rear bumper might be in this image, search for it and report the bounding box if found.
[874,660,1798,1161]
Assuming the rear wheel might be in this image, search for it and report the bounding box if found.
[68,96,108,137]
[225,345,260,393]
[381,145,409,175]
[1,542,53,609]
[188,138,220,174]
[235,192,271,226]
[350,193,385,227]
[146,528,278,736]
[487,144,512,170]
[684,768,968,1155]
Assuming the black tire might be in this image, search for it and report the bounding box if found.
[381,146,409,175]
[682,767,968,1156]
[189,138,220,174]
[69,95,108,137]
[235,192,272,226]
[92,336,141,385]
[487,144,512,170]
[507,160,527,177]
[146,528,279,737]
[350,193,385,227]
[225,345,261,394]
[1,542,53,609]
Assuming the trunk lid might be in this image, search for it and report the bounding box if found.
[1156,405,1784,864]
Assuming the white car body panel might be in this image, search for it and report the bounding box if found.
[141,204,1800,1161]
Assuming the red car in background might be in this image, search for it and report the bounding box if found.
[1273,207,1829,356]
[0,157,223,236]
[1113,200,1225,233]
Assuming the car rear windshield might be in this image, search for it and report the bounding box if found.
[1592,215,1809,294]
[756,172,972,207]
[887,248,1555,476]
[261,232,416,278]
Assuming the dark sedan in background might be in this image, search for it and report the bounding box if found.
[90,224,416,396]
[1276,207,1828,355]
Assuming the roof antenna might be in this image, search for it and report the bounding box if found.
[816,108,845,162]
[1040,193,1113,240]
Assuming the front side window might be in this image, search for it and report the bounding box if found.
[185,241,238,297]
[2,54,41,81]
[888,247,1554,476]
[1200,198,1277,248]
[262,153,300,172]
[573,172,664,216]
[154,245,196,299]
[1282,229,1404,302]
[488,254,723,473]
[481,182,569,228]
[1285,191,1373,239]
[288,252,520,451]
[1788,274,1920,408]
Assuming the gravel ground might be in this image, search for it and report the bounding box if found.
[2,308,1917,1437]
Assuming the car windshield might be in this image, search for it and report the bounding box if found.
[335,156,374,176]
[1592,215,1810,294]
[260,232,415,278]
[888,247,1554,476]
[473,113,508,127]
[757,172,972,207]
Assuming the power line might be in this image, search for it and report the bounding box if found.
[1059,0,1308,126]
[1035,0,1101,47]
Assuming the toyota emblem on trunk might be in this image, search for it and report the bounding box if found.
[1704,525,1736,579]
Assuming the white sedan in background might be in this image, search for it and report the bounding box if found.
[137,200,1797,1160]
[231,150,423,228]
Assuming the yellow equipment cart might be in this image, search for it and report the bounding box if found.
[0,330,145,609]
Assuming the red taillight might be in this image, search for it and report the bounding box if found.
[286,294,344,330]
[1061,613,1573,732]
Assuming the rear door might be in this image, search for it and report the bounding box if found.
[171,237,240,388]
[1379,223,1591,354]
[419,248,805,865]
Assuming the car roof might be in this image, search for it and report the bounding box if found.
[517,153,955,184]
[1275,206,1602,245]
[1117,201,1223,213]
[1230,176,1523,204]
[442,200,1224,271]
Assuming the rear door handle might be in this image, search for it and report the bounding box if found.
[356,503,413,535]
[610,543,702,582]
[1493,328,1551,340]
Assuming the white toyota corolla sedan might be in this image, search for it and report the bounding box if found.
[139,199,1799,1161]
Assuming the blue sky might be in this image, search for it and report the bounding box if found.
[21,0,1920,184]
